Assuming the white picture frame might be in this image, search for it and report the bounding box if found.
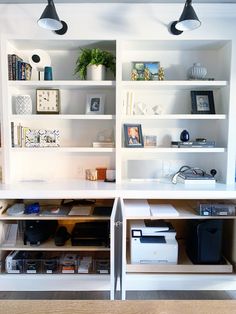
[85,94,105,115]
[25,129,60,148]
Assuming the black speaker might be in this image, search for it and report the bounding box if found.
[186,219,223,264]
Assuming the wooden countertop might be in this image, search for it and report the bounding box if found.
[1,300,236,314]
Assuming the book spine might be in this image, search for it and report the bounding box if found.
[25,63,32,81]
[17,61,22,80]
[8,54,13,80]
[12,55,16,80]
[17,124,22,147]
[11,122,14,147]
[12,54,23,80]
[21,62,26,80]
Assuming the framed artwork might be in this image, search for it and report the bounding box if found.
[144,135,157,147]
[36,89,60,114]
[191,91,215,114]
[86,94,105,114]
[124,124,144,148]
[131,61,160,81]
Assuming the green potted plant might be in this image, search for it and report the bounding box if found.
[74,48,116,80]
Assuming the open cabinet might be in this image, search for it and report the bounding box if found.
[120,198,236,300]
[0,197,119,300]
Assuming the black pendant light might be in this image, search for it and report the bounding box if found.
[170,0,201,35]
[38,0,68,35]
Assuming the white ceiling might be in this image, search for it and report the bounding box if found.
[0,0,236,3]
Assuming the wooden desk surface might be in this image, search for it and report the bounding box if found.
[1,300,236,314]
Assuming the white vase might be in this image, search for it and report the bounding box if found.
[15,95,32,114]
[188,63,207,80]
[86,64,105,80]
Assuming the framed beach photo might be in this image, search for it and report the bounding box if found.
[131,61,160,81]
[85,94,105,115]
[191,91,215,114]
[124,124,144,148]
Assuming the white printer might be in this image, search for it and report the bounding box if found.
[130,220,178,264]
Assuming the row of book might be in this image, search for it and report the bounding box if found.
[171,140,216,148]
[8,54,32,80]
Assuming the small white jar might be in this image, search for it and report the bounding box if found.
[188,63,207,80]
[15,95,32,114]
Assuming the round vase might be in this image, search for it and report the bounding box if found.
[188,63,207,80]
[15,95,32,114]
[180,130,190,142]
[86,64,105,81]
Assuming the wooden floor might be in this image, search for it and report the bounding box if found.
[1,300,236,314]
[0,290,236,300]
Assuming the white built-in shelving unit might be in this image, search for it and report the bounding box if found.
[0,37,236,299]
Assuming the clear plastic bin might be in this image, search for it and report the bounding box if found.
[42,258,59,274]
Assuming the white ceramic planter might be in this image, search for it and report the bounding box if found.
[86,64,105,81]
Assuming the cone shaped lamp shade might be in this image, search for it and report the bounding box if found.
[38,0,62,31]
[175,0,201,31]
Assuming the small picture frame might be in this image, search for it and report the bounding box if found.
[131,61,160,81]
[144,135,157,147]
[191,91,215,114]
[124,124,144,147]
[86,94,105,115]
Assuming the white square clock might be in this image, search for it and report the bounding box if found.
[36,89,60,114]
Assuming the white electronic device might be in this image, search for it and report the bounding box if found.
[130,220,178,264]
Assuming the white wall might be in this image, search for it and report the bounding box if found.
[0,3,235,40]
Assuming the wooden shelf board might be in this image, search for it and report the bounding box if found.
[123,204,236,220]
[0,214,110,221]
[0,238,110,251]
[126,245,233,274]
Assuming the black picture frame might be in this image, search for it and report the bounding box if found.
[124,124,144,148]
[191,91,215,114]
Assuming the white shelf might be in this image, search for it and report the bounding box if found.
[121,147,226,153]
[11,114,115,120]
[8,80,116,89]
[0,214,110,221]
[121,80,228,90]
[0,274,111,291]
[122,114,227,120]
[0,238,110,251]
[11,147,115,153]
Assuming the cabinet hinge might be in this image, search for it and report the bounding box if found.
[115,221,122,227]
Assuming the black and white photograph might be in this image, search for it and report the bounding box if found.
[86,94,105,114]
[191,91,215,114]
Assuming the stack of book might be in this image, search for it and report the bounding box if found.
[92,142,115,148]
[177,172,216,184]
[8,54,32,80]
[171,140,215,148]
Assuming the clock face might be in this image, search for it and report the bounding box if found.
[36,89,60,114]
